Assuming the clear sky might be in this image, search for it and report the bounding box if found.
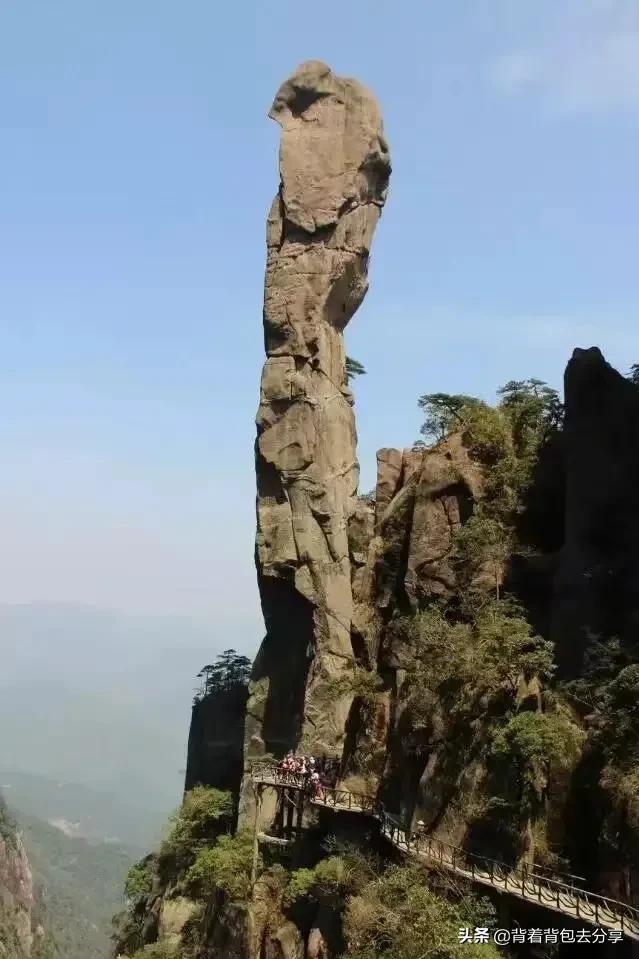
[2,0,638,653]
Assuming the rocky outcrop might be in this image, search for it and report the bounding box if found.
[340,435,486,794]
[552,347,639,675]
[157,896,201,949]
[0,802,37,958]
[374,436,482,618]
[243,61,391,795]
[185,684,248,810]
[262,921,304,959]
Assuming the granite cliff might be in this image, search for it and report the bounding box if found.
[0,797,49,959]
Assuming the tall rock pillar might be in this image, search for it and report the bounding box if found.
[242,61,390,794]
[552,347,639,675]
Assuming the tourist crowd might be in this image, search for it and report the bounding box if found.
[277,753,340,798]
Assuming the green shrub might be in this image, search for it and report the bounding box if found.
[330,668,383,704]
[497,378,563,466]
[604,664,639,717]
[417,378,563,531]
[0,794,18,848]
[186,829,253,902]
[286,848,376,906]
[257,863,290,902]
[601,764,639,841]
[343,862,498,959]
[452,513,512,599]
[417,393,485,443]
[473,602,555,693]
[491,711,583,816]
[461,403,512,466]
[398,601,554,724]
[124,858,155,900]
[130,943,177,959]
[493,711,582,765]
[159,787,233,873]
[287,866,317,902]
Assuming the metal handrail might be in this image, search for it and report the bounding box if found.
[251,764,308,790]
[250,763,375,811]
[379,816,639,938]
[251,764,639,938]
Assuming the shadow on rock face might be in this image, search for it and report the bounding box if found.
[552,347,639,677]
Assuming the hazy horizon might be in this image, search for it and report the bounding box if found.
[0,601,242,835]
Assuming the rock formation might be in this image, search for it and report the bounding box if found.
[184,683,248,807]
[344,435,486,795]
[348,438,483,676]
[0,799,39,958]
[373,437,482,615]
[552,347,639,675]
[243,61,391,785]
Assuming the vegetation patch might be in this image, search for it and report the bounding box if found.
[159,787,233,876]
[186,829,254,903]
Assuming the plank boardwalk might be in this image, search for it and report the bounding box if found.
[251,764,639,941]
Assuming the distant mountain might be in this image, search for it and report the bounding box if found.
[0,603,243,844]
[0,770,152,849]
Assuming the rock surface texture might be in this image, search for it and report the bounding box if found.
[0,820,36,958]
[243,61,391,788]
[373,436,482,617]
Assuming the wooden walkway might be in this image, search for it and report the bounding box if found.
[251,763,639,940]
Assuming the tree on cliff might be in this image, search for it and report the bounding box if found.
[418,379,563,447]
[194,649,252,703]
[346,356,367,382]
[417,392,484,442]
[397,602,554,728]
[629,364,639,385]
[491,711,583,822]
[452,513,512,600]
[497,378,563,453]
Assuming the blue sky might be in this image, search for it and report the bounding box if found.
[1,0,638,653]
